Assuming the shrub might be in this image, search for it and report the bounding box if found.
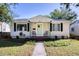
[44,40,71,47]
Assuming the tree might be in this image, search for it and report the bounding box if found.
[49,8,77,20]
[60,3,79,10]
[50,9,63,19]
[60,3,70,9]
[49,3,78,20]
[0,3,16,23]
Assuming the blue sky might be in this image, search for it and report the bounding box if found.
[11,3,79,20]
[11,3,60,19]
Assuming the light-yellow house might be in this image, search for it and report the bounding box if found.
[11,15,70,39]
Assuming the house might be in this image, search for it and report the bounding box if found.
[0,22,10,32]
[0,22,10,38]
[11,15,70,39]
[70,20,79,37]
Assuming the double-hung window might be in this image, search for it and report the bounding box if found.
[52,23,63,31]
[17,24,27,31]
[57,24,61,31]
[52,24,55,31]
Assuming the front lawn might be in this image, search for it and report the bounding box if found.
[0,40,35,56]
[44,39,79,56]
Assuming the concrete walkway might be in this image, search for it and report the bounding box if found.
[32,42,46,56]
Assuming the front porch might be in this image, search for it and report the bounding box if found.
[30,22,51,37]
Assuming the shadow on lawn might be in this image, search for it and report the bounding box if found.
[0,37,76,47]
[0,38,35,47]
[43,38,61,42]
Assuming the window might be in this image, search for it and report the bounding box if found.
[52,23,63,31]
[17,24,27,31]
[52,24,59,31]
[58,24,61,31]
[71,27,74,32]
[52,24,55,31]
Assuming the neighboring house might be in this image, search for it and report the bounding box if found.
[0,22,10,32]
[70,20,79,37]
[0,22,2,32]
[0,22,10,38]
[11,15,70,39]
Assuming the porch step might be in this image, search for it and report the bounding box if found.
[36,37,44,41]
[31,36,49,41]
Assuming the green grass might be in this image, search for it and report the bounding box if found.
[0,40,35,56]
[44,39,79,56]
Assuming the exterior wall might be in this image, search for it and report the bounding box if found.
[43,23,50,35]
[50,20,70,38]
[11,21,70,38]
[10,21,30,38]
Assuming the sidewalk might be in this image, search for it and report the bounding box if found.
[32,42,46,56]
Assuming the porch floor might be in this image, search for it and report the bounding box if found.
[31,36,49,41]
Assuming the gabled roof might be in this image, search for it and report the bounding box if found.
[13,15,70,23]
[29,15,52,22]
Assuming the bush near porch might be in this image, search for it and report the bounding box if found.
[0,39,35,56]
[44,39,79,56]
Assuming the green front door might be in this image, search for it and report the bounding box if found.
[36,23,43,36]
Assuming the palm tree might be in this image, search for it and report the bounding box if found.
[50,8,77,20]
[50,9,63,19]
